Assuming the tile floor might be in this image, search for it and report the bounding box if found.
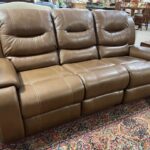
[135,28,150,46]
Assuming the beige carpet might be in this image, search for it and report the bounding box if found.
[135,28,150,46]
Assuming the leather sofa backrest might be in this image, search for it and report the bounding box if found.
[127,16,135,45]
[93,10,135,58]
[0,9,58,71]
[0,2,51,10]
[52,9,98,64]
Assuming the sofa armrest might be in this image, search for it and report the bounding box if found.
[0,58,20,88]
[0,59,24,142]
[130,46,150,61]
[0,86,25,142]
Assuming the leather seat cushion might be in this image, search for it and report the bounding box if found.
[63,59,114,74]
[63,60,129,99]
[101,56,145,65]
[124,62,150,88]
[19,66,84,118]
[101,57,149,88]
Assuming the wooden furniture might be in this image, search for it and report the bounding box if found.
[121,3,150,30]
[72,2,86,9]
[87,4,115,10]
[122,5,145,16]
[115,1,131,14]
[115,2,121,10]
[121,2,149,15]
[134,3,150,30]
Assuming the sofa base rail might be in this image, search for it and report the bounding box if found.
[124,84,150,103]
[82,91,123,115]
[24,103,81,135]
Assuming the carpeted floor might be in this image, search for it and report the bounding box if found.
[1,98,150,150]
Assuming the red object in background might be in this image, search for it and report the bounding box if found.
[131,0,139,3]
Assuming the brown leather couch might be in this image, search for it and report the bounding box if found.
[0,4,150,143]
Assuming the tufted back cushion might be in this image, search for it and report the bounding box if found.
[0,9,58,71]
[93,10,134,58]
[52,9,98,64]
